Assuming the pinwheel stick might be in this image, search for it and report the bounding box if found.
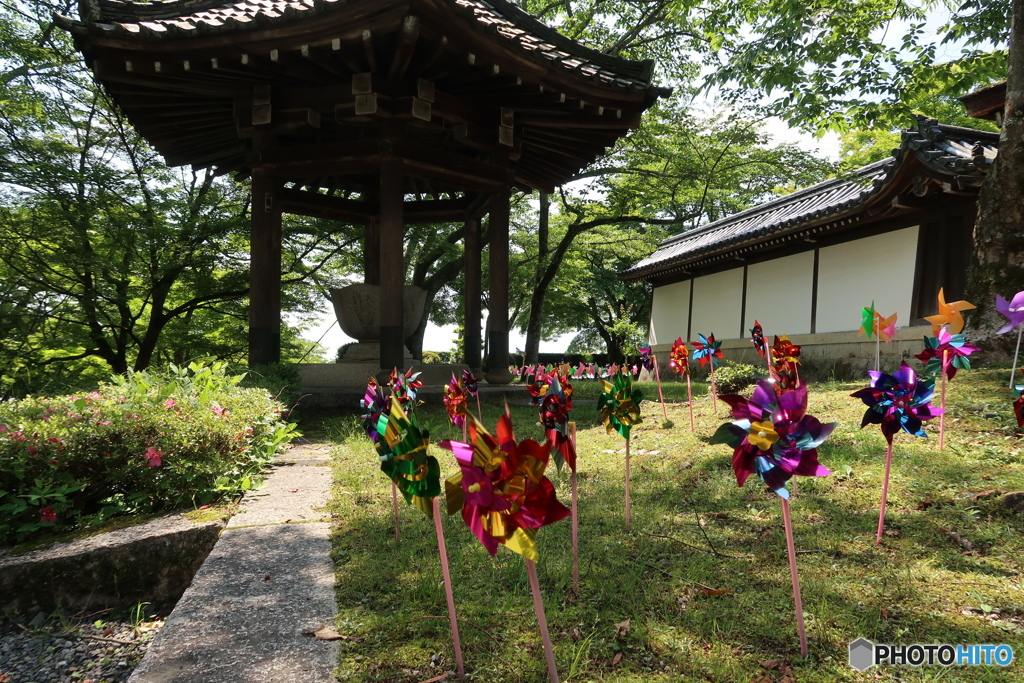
[432,498,465,679]
[391,481,401,544]
[652,356,669,422]
[686,375,695,433]
[570,422,579,593]
[939,349,949,451]
[527,559,560,683]
[781,499,809,658]
[1011,326,1023,390]
[709,363,719,413]
[875,440,895,545]
[476,393,483,423]
[624,439,632,531]
[875,335,881,373]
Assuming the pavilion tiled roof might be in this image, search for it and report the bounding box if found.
[623,117,998,281]
[64,0,663,96]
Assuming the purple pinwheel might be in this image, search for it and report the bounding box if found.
[711,380,834,499]
[360,377,389,444]
[996,292,1024,334]
[997,292,1024,390]
[851,362,943,443]
[914,327,979,380]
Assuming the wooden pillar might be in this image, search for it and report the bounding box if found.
[379,159,405,372]
[463,216,482,371]
[364,217,380,285]
[485,188,513,384]
[248,164,282,367]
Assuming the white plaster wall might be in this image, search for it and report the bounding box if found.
[815,226,919,333]
[649,280,690,346]
[690,267,745,340]
[745,251,814,336]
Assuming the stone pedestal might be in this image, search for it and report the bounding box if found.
[329,284,427,362]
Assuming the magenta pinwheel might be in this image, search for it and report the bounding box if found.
[711,381,834,499]
[914,327,979,380]
[852,362,943,443]
[691,333,724,368]
[638,345,655,372]
[360,377,389,446]
[439,412,569,562]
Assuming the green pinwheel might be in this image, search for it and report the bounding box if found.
[597,372,643,439]
[378,399,441,518]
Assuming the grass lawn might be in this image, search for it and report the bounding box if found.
[321,369,1024,682]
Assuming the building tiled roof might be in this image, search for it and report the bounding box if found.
[62,0,665,97]
[623,117,998,281]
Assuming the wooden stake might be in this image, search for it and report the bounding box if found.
[527,559,560,683]
[392,481,401,544]
[624,438,631,531]
[1011,327,1023,390]
[686,375,695,433]
[569,422,579,593]
[432,498,464,679]
[939,349,948,451]
[652,355,668,422]
[875,439,894,545]
[781,498,808,658]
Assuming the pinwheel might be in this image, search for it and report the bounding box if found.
[858,304,899,371]
[711,380,835,657]
[915,327,979,450]
[1015,388,1024,427]
[771,335,802,392]
[996,291,1024,388]
[389,366,423,408]
[639,344,669,422]
[527,369,581,590]
[598,371,644,529]
[462,369,482,421]
[444,373,469,434]
[750,320,773,377]
[574,363,586,380]
[924,287,975,336]
[360,377,402,542]
[692,333,725,411]
[669,337,695,432]
[851,362,943,544]
[372,397,464,676]
[439,411,570,682]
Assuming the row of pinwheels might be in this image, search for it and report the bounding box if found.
[363,368,572,682]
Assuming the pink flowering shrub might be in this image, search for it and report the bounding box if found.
[0,362,297,544]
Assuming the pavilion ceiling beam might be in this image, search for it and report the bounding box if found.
[388,16,420,81]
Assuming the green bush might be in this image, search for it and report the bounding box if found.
[713,361,764,394]
[0,362,298,545]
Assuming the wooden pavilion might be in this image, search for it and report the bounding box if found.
[57,0,669,381]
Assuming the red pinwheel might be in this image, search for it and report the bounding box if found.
[1015,389,1024,427]
[750,321,767,358]
[439,411,570,560]
[669,337,696,432]
[389,367,423,407]
[527,372,576,472]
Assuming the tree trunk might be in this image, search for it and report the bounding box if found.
[524,193,550,365]
[966,0,1024,357]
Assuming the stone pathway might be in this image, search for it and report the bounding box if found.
[127,439,339,683]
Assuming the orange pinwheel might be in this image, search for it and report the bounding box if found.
[924,288,975,335]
